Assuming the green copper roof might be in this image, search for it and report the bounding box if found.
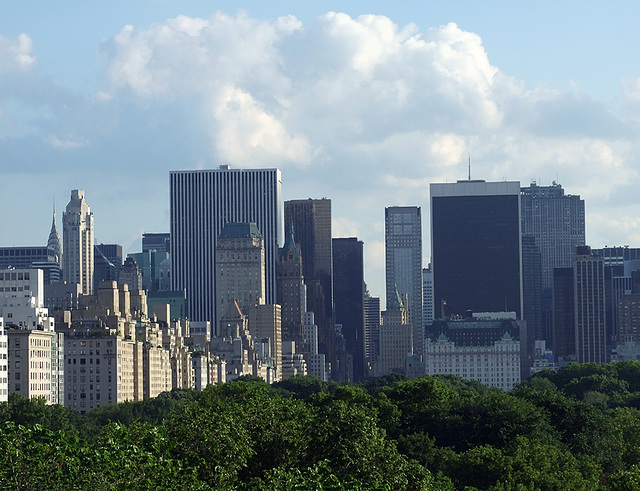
[219,222,262,239]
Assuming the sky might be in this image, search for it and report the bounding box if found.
[2,1,640,305]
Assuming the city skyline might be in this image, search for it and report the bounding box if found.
[2,3,640,304]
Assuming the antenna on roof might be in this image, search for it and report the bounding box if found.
[468,155,471,181]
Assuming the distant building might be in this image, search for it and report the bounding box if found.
[0,247,60,284]
[521,182,585,348]
[422,267,434,329]
[215,222,266,331]
[142,233,170,253]
[119,256,142,291]
[47,206,62,266]
[431,180,522,320]
[0,269,62,404]
[303,311,330,381]
[0,318,8,402]
[128,250,169,292]
[276,224,306,343]
[574,246,607,363]
[425,316,523,390]
[94,245,120,294]
[63,190,94,295]
[333,237,365,381]
[284,199,334,368]
[377,287,413,377]
[552,267,575,361]
[521,234,543,364]
[363,289,381,376]
[385,206,423,356]
[170,166,283,328]
[590,246,640,341]
[521,182,585,289]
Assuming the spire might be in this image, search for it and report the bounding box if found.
[278,221,300,260]
[47,202,62,265]
[390,283,404,309]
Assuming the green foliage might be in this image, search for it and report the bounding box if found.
[3,366,640,489]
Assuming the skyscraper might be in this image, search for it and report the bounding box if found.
[422,267,434,329]
[363,288,381,375]
[574,246,607,363]
[284,199,333,364]
[431,180,522,319]
[385,206,423,356]
[94,244,123,294]
[62,190,94,295]
[552,267,575,360]
[332,237,365,381]
[521,182,585,288]
[142,233,170,253]
[170,166,283,326]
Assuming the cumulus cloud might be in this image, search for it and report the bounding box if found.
[3,11,640,300]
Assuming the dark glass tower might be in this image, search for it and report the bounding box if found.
[332,237,365,382]
[431,180,523,319]
[385,206,423,357]
[284,199,334,366]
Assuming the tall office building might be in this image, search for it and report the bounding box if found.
[170,166,283,326]
[284,199,333,364]
[0,247,60,284]
[522,234,543,356]
[363,288,381,375]
[431,180,523,319]
[215,222,266,331]
[422,267,434,328]
[94,244,123,294]
[385,206,423,356]
[333,237,365,381]
[62,190,94,295]
[590,246,640,341]
[142,233,170,253]
[574,246,607,363]
[552,267,575,360]
[521,182,585,288]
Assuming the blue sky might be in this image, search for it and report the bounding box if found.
[2,1,640,302]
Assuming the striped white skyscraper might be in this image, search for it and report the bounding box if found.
[170,166,283,328]
[63,190,94,295]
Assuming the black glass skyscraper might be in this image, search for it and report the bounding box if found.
[333,237,365,381]
[431,180,523,319]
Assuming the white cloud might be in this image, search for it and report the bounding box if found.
[47,135,89,150]
[3,11,640,301]
[0,33,36,72]
[211,86,314,167]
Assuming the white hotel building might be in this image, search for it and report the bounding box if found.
[425,315,524,390]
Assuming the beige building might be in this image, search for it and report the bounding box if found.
[60,281,193,411]
[249,302,282,381]
[377,290,413,376]
[63,189,94,295]
[7,329,55,402]
[216,222,266,331]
